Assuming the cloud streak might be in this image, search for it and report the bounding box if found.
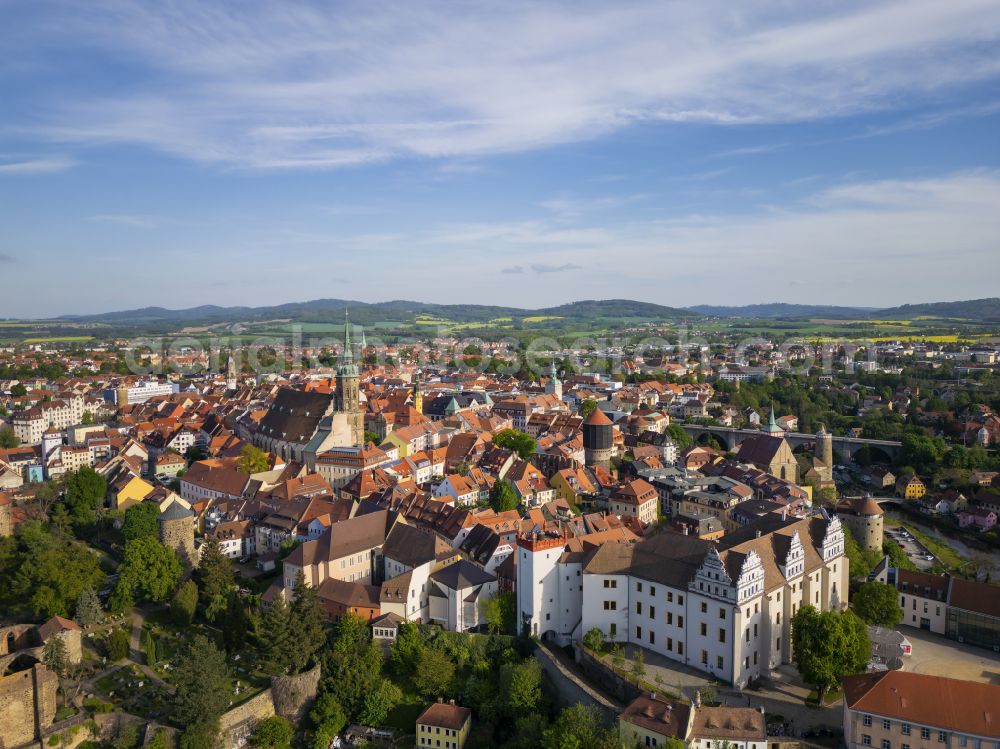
[9,0,1000,169]
[0,156,78,174]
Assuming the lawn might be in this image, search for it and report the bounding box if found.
[23,335,95,342]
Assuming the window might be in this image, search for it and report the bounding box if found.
[604,579,617,589]
[610,623,617,637]
[667,592,674,603]
[882,740,891,749]
[958,736,967,747]
[716,655,723,670]
[902,744,910,749]
[637,582,643,593]
[902,724,911,736]
[649,606,656,620]
[636,602,643,615]
[719,628,726,643]
[636,626,642,639]
[863,715,873,727]
[719,607,726,619]
[650,586,656,596]
[649,631,655,645]
[667,612,673,625]
[862,737,871,747]
[938,733,946,743]
[603,601,617,610]
[700,623,707,636]
[921,729,931,740]
[701,602,708,613]
[884,720,892,731]
[678,615,684,627]
[677,641,683,655]
[700,649,708,664]
[678,595,684,605]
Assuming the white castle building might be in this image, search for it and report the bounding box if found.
[517,511,847,687]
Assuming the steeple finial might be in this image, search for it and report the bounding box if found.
[343,308,353,363]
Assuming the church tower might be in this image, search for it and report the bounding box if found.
[546,360,562,400]
[226,354,238,391]
[413,369,424,414]
[335,311,365,445]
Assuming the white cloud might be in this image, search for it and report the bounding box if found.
[12,0,1000,169]
[0,156,78,174]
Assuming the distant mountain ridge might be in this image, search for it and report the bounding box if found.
[57,297,1000,326]
[59,298,692,326]
[685,303,874,319]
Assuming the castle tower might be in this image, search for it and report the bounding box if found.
[334,310,365,446]
[817,425,834,471]
[0,492,12,538]
[582,407,613,470]
[226,354,238,391]
[41,426,61,466]
[158,500,198,569]
[115,383,130,408]
[413,370,424,415]
[546,360,562,400]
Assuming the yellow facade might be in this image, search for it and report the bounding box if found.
[383,430,411,457]
[114,476,154,510]
[416,718,470,749]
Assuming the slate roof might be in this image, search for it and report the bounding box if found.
[429,559,495,590]
[257,387,333,445]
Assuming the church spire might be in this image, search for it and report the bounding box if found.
[343,309,353,363]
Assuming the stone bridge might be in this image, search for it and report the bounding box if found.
[679,424,902,462]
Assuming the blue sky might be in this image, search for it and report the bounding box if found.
[1,0,999,317]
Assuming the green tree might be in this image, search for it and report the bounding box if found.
[178,723,217,749]
[390,621,425,676]
[579,399,598,419]
[0,425,19,448]
[0,522,105,618]
[172,635,231,734]
[792,605,870,695]
[222,591,251,652]
[289,571,327,673]
[499,659,541,714]
[363,431,380,445]
[489,479,519,513]
[249,716,293,749]
[413,647,455,698]
[582,627,604,653]
[491,428,537,459]
[196,537,234,622]
[121,502,160,542]
[665,424,692,449]
[259,596,296,677]
[110,537,182,611]
[74,586,105,626]
[358,679,401,726]
[63,467,107,529]
[171,580,198,625]
[142,629,157,667]
[237,444,271,474]
[481,591,516,635]
[541,704,619,749]
[110,722,140,749]
[310,692,348,741]
[106,629,130,661]
[10,383,27,397]
[42,635,69,677]
[320,612,383,718]
[853,581,903,627]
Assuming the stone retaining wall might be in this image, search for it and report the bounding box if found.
[534,644,620,725]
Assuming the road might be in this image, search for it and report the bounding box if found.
[885,526,936,570]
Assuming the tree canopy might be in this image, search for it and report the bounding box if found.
[492,428,537,459]
[792,605,870,693]
[121,501,160,542]
[0,521,106,618]
[853,581,903,628]
[110,536,182,612]
[237,444,271,474]
[489,479,519,513]
[63,467,107,529]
